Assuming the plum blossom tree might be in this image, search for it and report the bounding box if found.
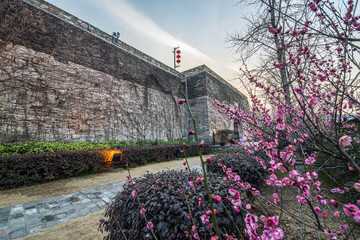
[214,0,360,238]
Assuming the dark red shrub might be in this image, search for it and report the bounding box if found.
[207,153,268,190]
[0,150,106,189]
[99,170,245,240]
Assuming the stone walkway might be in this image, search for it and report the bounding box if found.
[0,164,202,239]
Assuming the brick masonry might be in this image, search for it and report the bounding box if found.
[0,0,248,143]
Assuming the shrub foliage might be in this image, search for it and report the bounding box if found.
[120,143,212,168]
[99,170,245,240]
[207,153,267,190]
[0,150,105,189]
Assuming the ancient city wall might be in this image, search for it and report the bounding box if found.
[0,0,185,142]
[184,65,248,142]
[0,0,248,143]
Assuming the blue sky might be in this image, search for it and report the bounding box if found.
[45,0,253,87]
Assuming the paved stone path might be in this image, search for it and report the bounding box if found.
[0,164,202,239]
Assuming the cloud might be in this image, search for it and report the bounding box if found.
[92,0,215,64]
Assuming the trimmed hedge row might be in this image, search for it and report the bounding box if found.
[119,143,212,168]
[0,151,105,189]
[0,143,212,189]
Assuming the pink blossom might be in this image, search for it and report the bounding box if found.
[322,212,328,218]
[330,199,338,208]
[344,204,359,216]
[212,195,222,203]
[131,190,136,197]
[333,211,340,218]
[198,142,204,148]
[178,99,186,105]
[340,224,349,231]
[314,207,321,214]
[339,135,352,147]
[324,229,337,240]
[354,212,360,224]
[206,157,212,163]
[296,196,306,205]
[189,181,195,188]
[193,233,199,239]
[246,204,252,210]
[229,189,240,198]
[201,214,210,224]
[274,180,283,187]
[264,216,279,229]
[309,97,319,109]
[276,123,285,130]
[305,156,315,165]
[273,193,280,205]
[146,222,153,229]
[282,177,291,185]
[196,177,204,184]
[140,208,146,215]
[231,199,242,207]
[188,130,195,135]
[354,183,360,192]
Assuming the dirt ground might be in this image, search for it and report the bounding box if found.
[0,155,210,240]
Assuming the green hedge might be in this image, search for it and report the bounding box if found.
[0,140,192,157]
[0,143,212,189]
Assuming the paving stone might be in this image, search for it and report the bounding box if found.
[77,209,90,217]
[45,220,58,228]
[8,227,27,239]
[0,229,8,238]
[10,213,24,219]
[67,196,80,204]
[96,201,106,208]
[50,205,61,211]
[0,215,9,224]
[55,213,67,219]
[0,207,10,215]
[81,198,91,204]
[59,201,71,208]
[28,225,43,234]
[0,222,7,231]
[9,217,25,226]
[89,206,101,212]
[25,208,37,216]
[66,209,76,215]
[23,203,36,210]
[10,206,23,214]
[26,217,43,228]
[41,215,56,222]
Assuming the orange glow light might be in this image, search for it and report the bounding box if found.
[102,149,122,163]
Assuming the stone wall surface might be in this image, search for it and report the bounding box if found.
[184,65,248,142]
[0,43,184,142]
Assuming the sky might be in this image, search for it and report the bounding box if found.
[44,0,254,89]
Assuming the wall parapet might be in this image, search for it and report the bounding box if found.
[22,0,181,77]
[183,65,246,99]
